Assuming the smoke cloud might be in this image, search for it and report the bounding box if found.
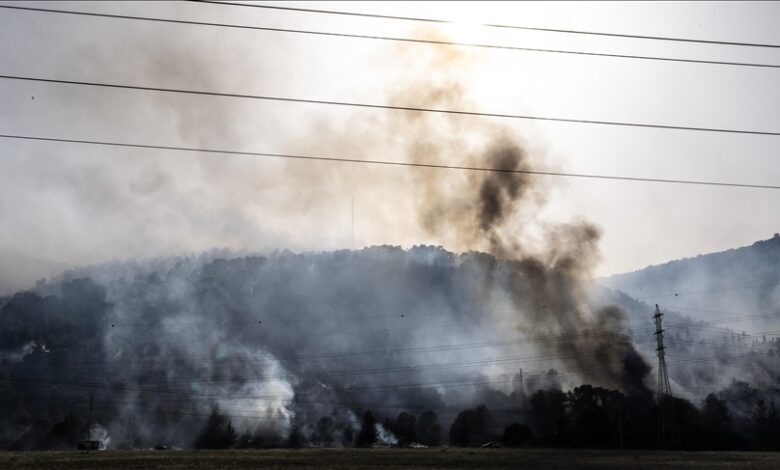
[0,17,672,449]
[379,35,651,396]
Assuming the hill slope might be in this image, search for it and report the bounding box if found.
[600,233,780,330]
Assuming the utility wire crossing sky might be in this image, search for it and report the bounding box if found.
[0,0,778,286]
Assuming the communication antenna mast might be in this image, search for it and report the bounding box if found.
[654,304,677,447]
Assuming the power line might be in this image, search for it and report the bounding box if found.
[26,327,776,387]
[193,1,780,50]
[1,4,779,70]
[5,350,776,403]
[0,403,292,422]
[8,349,778,422]
[632,281,780,301]
[3,269,776,373]
[55,322,662,370]
[36,320,780,377]
[43,351,601,385]
[8,268,772,341]
[667,307,780,326]
[57,334,780,385]
[77,396,529,414]
[0,391,527,421]
[50,347,654,384]
[101,301,644,329]
[20,272,780,335]
[3,74,778,137]
[0,374,516,401]
[36,275,780,335]
[98,300,778,333]
[667,351,775,365]
[103,304,523,328]
[20,317,780,381]
[108,303,777,353]
[2,133,779,190]
[8,347,776,418]
[667,329,780,347]
[81,398,532,416]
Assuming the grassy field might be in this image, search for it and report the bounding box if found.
[2,448,780,470]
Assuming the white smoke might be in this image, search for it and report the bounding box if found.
[90,423,111,450]
[0,340,36,364]
[374,423,398,447]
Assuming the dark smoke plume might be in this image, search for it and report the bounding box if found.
[382,36,651,396]
[0,20,664,449]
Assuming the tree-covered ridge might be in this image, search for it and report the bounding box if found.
[0,246,778,450]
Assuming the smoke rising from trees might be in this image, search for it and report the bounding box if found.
[1,15,779,452]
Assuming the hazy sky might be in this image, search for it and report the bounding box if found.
[1,1,778,293]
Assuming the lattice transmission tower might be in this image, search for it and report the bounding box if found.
[654,304,678,448]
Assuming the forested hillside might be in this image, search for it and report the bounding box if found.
[601,234,780,331]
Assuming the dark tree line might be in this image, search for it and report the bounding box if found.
[496,385,779,450]
[193,408,444,450]
[191,386,779,451]
[195,408,237,449]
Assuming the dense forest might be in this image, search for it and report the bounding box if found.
[602,234,780,333]
[1,247,779,450]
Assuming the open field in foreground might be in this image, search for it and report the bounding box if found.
[2,448,780,470]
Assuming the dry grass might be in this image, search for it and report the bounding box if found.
[2,448,779,469]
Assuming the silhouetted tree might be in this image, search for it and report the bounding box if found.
[226,422,237,447]
[671,396,700,450]
[314,416,334,446]
[417,410,442,446]
[449,405,494,447]
[355,411,377,448]
[450,409,475,447]
[529,389,568,444]
[501,423,533,447]
[474,405,495,444]
[50,413,80,447]
[236,431,253,449]
[195,408,236,449]
[754,399,780,450]
[620,394,656,449]
[393,412,417,446]
[568,385,624,448]
[701,393,741,449]
[286,423,303,449]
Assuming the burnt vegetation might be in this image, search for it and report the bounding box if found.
[1,249,779,451]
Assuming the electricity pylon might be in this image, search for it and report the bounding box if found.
[654,304,678,448]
